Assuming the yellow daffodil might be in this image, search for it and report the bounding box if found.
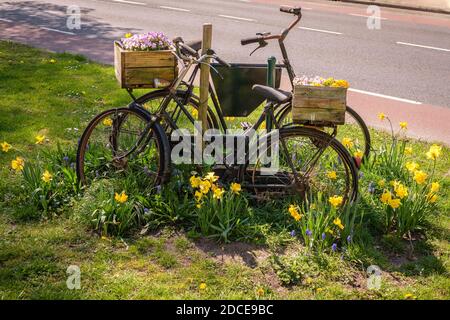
[388,198,401,209]
[230,182,241,194]
[329,195,343,208]
[256,288,265,296]
[194,190,203,202]
[378,113,385,120]
[380,190,392,204]
[124,33,132,38]
[205,172,219,183]
[427,193,438,203]
[196,203,202,209]
[426,144,442,160]
[190,175,202,189]
[316,287,323,293]
[191,108,198,118]
[11,156,25,172]
[377,179,385,188]
[114,191,128,203]
[199,283,207,290]
[332,79,350,88]
[1,141,12,152]
[213,187,225,200]
[49,59,56,63]
[199,180,211,194]
[41,170,53,183]
[404,147,413,155]
[327,171,337,179]
[404,293,416,300]
[399,121,408,130]
[413,170,427,185]
[35,135,46,144]
[430,182,440,193]
[405,161,419,172]
[333,217,345,230]
[341,137,353,149]
[353,150,363,159]
[102,118,113,126]
[394,183,408,199]
[288,204,302,221]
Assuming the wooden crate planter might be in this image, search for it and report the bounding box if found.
[292,85,347,125]
[114,41,178,89]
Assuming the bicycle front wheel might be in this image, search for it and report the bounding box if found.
[276,103,371,163]
[76,107,169,188]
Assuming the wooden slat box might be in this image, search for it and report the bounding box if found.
[114,41,178,89]
[292,85,347,125]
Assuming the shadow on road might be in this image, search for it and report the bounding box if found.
[0,1,136,63]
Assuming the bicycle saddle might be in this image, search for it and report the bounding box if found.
[252,85,291,103]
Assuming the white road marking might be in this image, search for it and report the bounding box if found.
[218,14,256,22]
[0,18,13,22]
[349,13,387,20]
[159,6,190,12]
[298,27,342,35]
[396,41,450,52]
[349,88,422,105]
[40,27,76,35]
[112,0,146,6]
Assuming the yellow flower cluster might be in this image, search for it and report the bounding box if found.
[115,191,128,203]
[288,204,302,221]
[380,190,401,209]
[41,170,53,183]
[190,172,241,208]
[328,195,343,208]
[341,137,353,149]
[426,144,442,160]
[333,217,345,230]
[1,141,12,152]
[11,156,25,172]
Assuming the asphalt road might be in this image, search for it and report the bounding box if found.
[1,0,450,107]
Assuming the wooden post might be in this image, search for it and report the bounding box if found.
[199,23,212,150]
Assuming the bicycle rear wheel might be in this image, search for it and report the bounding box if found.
[276,103,371,163]
[76,107,169,187]
[247,126,358,204]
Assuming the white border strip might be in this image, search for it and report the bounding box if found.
[218,14,256,22]
[159,6,190,12]
[349,13,387,20]
[298,26,342,35]
[40,27,75,35]
[349,88,422,105]
[112,0,146,6]
[0,18,13,22]
[396,41,450,52]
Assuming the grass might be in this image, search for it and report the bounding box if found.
[1,40,449,300]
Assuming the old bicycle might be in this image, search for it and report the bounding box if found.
[76,36,359,203]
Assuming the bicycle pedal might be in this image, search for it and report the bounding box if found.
[240,121,252,130]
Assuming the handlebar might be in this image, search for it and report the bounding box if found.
[241,37,262,46]
[240,5,301,46]
[173,37,230,68]
[280,5,301,15]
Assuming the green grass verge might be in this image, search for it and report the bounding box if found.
[0,41,449,300]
